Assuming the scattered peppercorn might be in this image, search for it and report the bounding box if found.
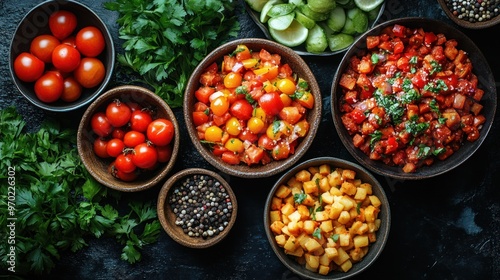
[168,174,233,239]
[444,0,500,23]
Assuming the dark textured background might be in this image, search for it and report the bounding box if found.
[1,0,500,279]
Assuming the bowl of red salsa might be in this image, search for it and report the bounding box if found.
[331,17,496,180]
[184,38,322,178]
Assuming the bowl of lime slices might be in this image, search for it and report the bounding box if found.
[244,0,385,56]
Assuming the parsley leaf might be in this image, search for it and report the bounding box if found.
[294,193,307,204]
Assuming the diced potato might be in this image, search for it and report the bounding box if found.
[284,235,300,251]
[318,264,330,275]
[354,187,367,201]
[288,220,301,236]
[324,247,338,259]
[315,211,329,222]
[360,182,373,195]
[275,234,286,246]
[297,233,311,249]
[321,191,334,206]
[351,178,362,187]
[302,194,316,207]
[342,169,356,180]
[281,203,295,216]
[364,205,379,223]
[339,259,353,272]
[338,211,351,225]
[369,195,382,207]
[303,180,319,196]
[320,220,333,233]
[375,218,381,230]
[319,253,331,266]
[329,186,342,196]
[305,253,320,269]
[349,221,363,235]
[304,238,322,253]
[282,213,290,225]
[349,206,360,220]
[286,246,304,257]
[287,176,302,189]
[329,201,344,220]
[328,169,343,187]
[339,196,355,211]
[295,169,311,182]
[349,247,366,262]
[367,221,378,233]
[353,235,369,248]
[271,197,282,211]
[283,195,294,205]
[368,232,377,243]
[308,166,319,175]
[338,232,351,247]
[288,210,302,222]
[281,225,290,236]
[275,185,291,198]
[303,220,317,235]
[319,164,331,175]
[319,177,330,193]
[270,220,285,235]
[332,247,350,265]
[340,181,357,196]
[269,210,281,223]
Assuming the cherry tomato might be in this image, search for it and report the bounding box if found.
[49,10,77,40]
[210,96,229,117]
[91,112,112,137]
[106,100,131,127]
[221,152,240,165]
[258,92,284,116]
[192,111,209,126]
[115,169,138,182]
[195,86,215,103]
[111,127,126,140]
[61,36,77,48]
[74,57,105,88]
[130,110,153,132]
[13,52,45,82]
[147,119,175,146]
[34,71,64,103]
[123,131,146,148]
[52,44,81,72]
[127,102,142,112]
[114,153,136,174]
[230,99,253,120]
[223,72,242,88]
[205,126,224,142]
[106,138,125,158]
[60,76,82,102]
[30,34,60,63]
[156,144,172,163]
[258,134,275,150]
[132,143,158,169]
[76,26,105,57]
[93,138,109,158]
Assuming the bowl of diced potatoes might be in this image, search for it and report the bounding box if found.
[264,157,390,279]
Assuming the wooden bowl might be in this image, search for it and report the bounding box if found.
[9,0,115,112]
[77,85,180,192]
[184,38,322,178]
[157,168,238,249]
[331,17,496,180]
[264,157,391,279]
[437,0,500,29]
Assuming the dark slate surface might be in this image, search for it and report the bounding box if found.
[2,0,500,279]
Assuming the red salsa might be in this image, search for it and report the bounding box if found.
[339,24,486,173]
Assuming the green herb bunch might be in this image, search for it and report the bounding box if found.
[104,0,240,107]
[0,108,160,275]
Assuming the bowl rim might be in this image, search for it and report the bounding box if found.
[184,37,322,178]
[8,0,115,112]
[157,168,238,249]
[263,156,391,279]
[437,0,500,29]
[77,85,180,192]
[331,17,497,180]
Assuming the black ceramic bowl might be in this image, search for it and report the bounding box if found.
[9,0,115,112]
[264,157,390,279]
[331,17,497,180]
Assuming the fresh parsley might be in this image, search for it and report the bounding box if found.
[293,193,307,204]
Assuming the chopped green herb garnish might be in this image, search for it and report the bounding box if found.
[313,228,322,239]
[331,234,340,242]
[294,193,307,204]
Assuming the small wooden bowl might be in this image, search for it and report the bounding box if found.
[77,85,180,192]
[9,0,115,112]
[184,38,322,178]
[437,0,500,29]
[157,168,238,248]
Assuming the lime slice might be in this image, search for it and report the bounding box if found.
[245,0,270,12]
[305,24,328,53]
[299,3,330,21]
[347,7,368,34]
[269,19,309,47]
[328,33,354,51]
[326,6,346,32]
[354,0,384,12]
[260,0,282,23]
[288,0,304,5]
[268,13,295,30]
[295,10,316,29]
[366,3,383,21]
[267,3,296,17]
[341,17,356,35]
[307,0,336,13]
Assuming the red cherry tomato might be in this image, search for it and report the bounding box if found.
[106,138,125,158]
[115,169,138,181]
[34,71,64,103]
[111,127,126,140]
[13,52,45,82]
[30,34,60,63]
[258,92,284,116]
[61,36,77,48]
[230,99,253,120]
[258,134,275,150]
[60,76,82,102]
[132,143,158,169]
[156,144,172,163]
[75,26,105,57]
[93,138,109,158]
[49,10,77,40]
[127,102,142,112]
[114,153,136,174]
[123,131,146,148]
[192,111,209,126]
[74,57,105,88]
[130,110,153,132]
[91,112,112,137]
[52,44,81,72]
[106,100,132,127]
[147,119,175,146]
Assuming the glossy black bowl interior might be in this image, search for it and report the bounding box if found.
[9,0,115,112]
[331,17,497,180]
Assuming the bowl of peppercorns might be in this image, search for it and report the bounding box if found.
[157,168,238,248]
[437,0,500,29]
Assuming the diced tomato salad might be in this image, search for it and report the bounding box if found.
[192,44,315,166]
[339,24,486,173]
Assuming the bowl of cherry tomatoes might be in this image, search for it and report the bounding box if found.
[331,17,496,180]
[9,0,114,112]
[184,38,322,178]
[77,85,180,192]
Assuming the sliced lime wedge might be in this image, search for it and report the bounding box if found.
[326,6,346,32]
[305,24,328,53]
[354,0,384,12]
[267,3,296,18]
[295,10,316,29]
[269,19,309,47]
[307,0,336,13]
[268,13,295,31]
[328,33,354,51]
[245,0,270,12]
[260,0,283,23]
[299,3,330,21]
